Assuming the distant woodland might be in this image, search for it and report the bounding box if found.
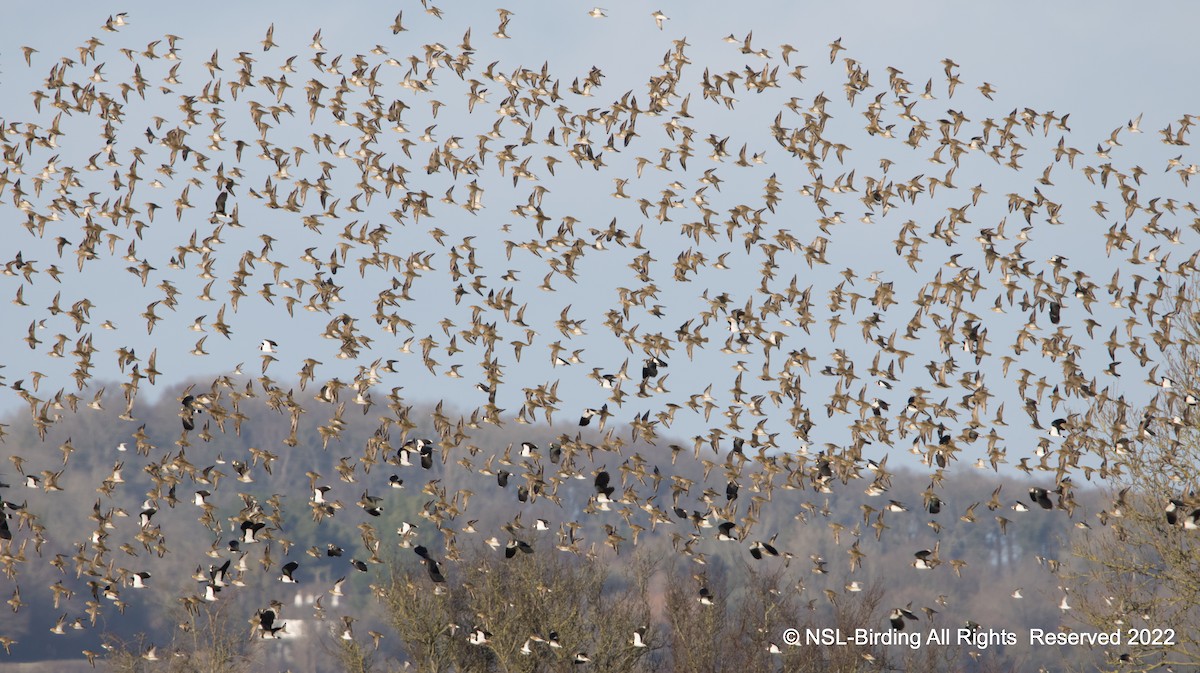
[0,377,1139,673]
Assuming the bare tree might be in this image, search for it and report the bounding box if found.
[378,564,462,673]
[1065,284,1200,672]
[101,600,263,673]
[1068,462,1200,670]
[329,637,381,673]
[374,539,658,673]
[662,557,906,673]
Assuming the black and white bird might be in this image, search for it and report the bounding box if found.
[750,537,780,560]
[359,491,383,516]
[913,543,940,570]
[1165,499,1200,528]
[505,539,533,558]
[240,520,266,544]
[1029,487,1054,510]
[254,602,285,638]
[579,406,606,426]
[641,355,667,380]
[416,546,446,583]
[279,561,300,583]
[889,606,919,630]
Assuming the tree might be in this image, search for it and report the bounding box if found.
[662,557,892,673]
[1066,284,1200,672]
[101,600,264,673]
[374,540,659,673]
[330,637,382,673]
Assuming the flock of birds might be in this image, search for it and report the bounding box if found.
[0,3,1198,668]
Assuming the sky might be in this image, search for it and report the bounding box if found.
[3,3,1200,672]
[1,0,1198,478]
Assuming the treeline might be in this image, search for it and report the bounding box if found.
[0,378,1108,672]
